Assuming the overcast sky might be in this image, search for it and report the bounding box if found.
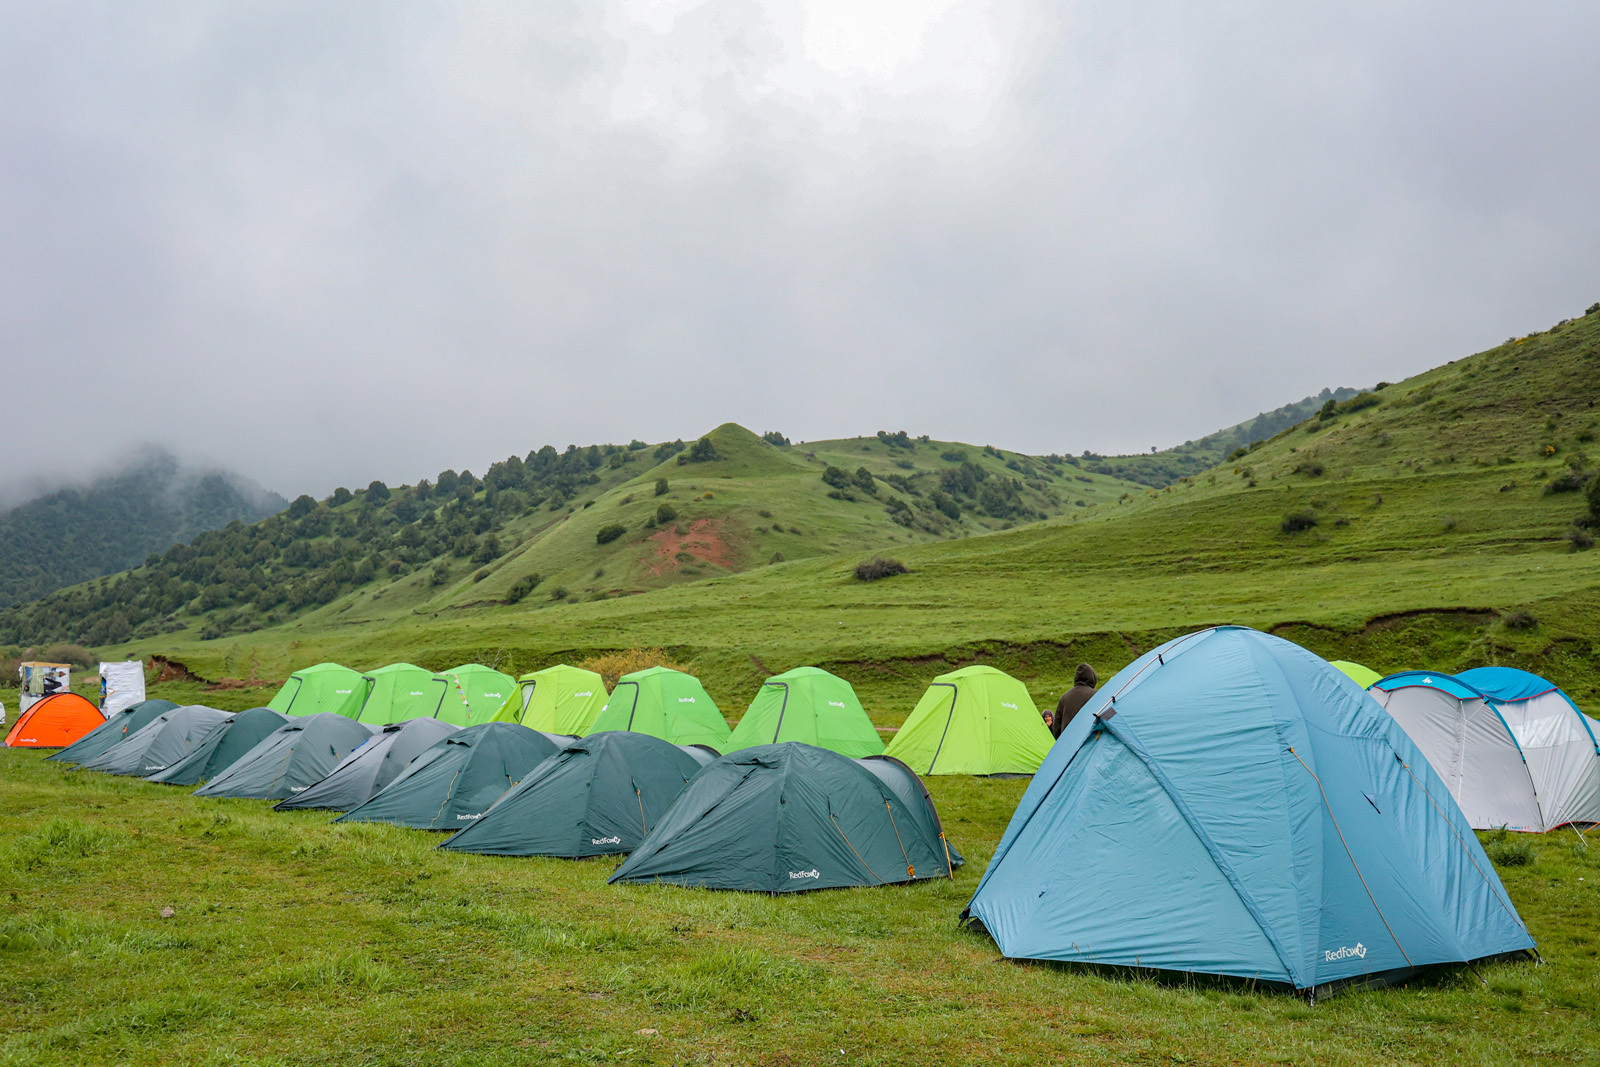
[3,2,1598,501]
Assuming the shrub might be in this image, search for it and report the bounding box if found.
[472,568,490,583]
[1480,828,1535,867]
[1281,510,1319,534]
[1226,446,1248,461]
[876,430,912,449]
[1502,610,1538,631]
[655,478,670,497]
[429,562,451,586]
[761,431,790,446]
[505,574,541,604]
[853,467,877,494]
[656,503,678,524]
[595,523,627,545]
[39,643,96,669]
[1544,469,1589,495]
[854,557,909,581]
[653,440,685,462]
[1338,392,1381,414]
[1293,460,1325,477]
[365,480,391,503]
[1566,525,1595,552]
[549,587,569,601]
[577,647,684,689]
[677,436,721,464]
[769,552,785,564]
[821,466,852,490]
[472,534,502,564]
[940,450,966,464]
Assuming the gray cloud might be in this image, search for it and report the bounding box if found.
[3,2,1597,499]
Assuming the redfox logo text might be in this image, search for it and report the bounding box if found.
[788,869,820,880]
[1324,943,1367,962]
[591,836,622,845]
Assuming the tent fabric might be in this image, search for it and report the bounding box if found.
[436,664,517,726]
[193,713,375,800]
[98,661,147,716]
[587,667,730,749]
[495,665,609,735]
[439,731,708,858]
[336,723,569,830]
[145,707,289,786]
[883,665,1051,775]
[609,742,960,892]
[1330,661,1382,689]
[3,693,105,749]
[274,718,461,811]
[265,663,368,718]
[1458,667,1600,828]
[44,698,177,762]
[963,627,1535,997]
[355,663,448,725]
[724,667,883,758]
[1370,672,1546,832]
[78,705,232,776]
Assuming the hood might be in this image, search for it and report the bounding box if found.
[1074,664,1098,688]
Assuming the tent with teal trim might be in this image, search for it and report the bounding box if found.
[437,664,517,726]
[193,713,374,800]
[46,699,178,765]
[145,707,289,786]
[587,667,729,750]
[273,718,460,812]
[962,627,1535,999]
[79,705,233,777]
[883,665,1051,775]
[495,665,609,735]
[1458,667,1600,828]
[266,663,368,718]
[724,667,882,758]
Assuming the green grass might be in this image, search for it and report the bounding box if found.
[2,743,1597,1065]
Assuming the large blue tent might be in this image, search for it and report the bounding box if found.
[962,627,1535,999]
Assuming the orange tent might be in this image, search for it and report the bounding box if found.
[5,693,106,748]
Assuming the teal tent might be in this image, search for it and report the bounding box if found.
[79,705,232,777]
[193,713,374,800]
[439,732,715,858]
[274,718,460,812]
[145,708,289,786]
[45,699,178,765]
[609,742,960,892]
[336,723,569,830]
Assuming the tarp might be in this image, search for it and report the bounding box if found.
[495,665,609,735]
[98,661,147,716]
[883,665,1051,775]
[436,664,518,726]
[274,718,460,811]
[963,628,1535,997]
[336,723,569,830]
[724,667,883,757]
[145,707,289,786]
[265,663,368,718]
[3,693,105,749]
[44,699,178,764]
[1330,661,1382,689]
[1370,672,1545,831]
[439,731,711,857]
[78,705,232,776]
[193,713,374,800]
[1458,666,1600,828]
[355,663,448,725]
[610,742,960,892]
[587,667,730,749]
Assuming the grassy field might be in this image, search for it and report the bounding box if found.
[2,727,1597,1067]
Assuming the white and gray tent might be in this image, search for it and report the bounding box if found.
[1459,667,1600,829]
[79,704,233,777]
[194,713,374,801]
[273,717,461,812]
[1371,672,1546,831]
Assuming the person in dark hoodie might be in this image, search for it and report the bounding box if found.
[1049,664,1098,739]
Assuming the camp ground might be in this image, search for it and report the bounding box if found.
[883,665,1052,775]
[274,718,460,811]
[44,698,178,763]
[193,713,375,800]
[962,628,1536,999]
[265,662,368,719]
[144,707,289,786]
[77,705,232,777]
[586,666,729,749]
[3,693,104,749]
[495,664,608,734]
[436,664,517,726]
[724,666,883,757]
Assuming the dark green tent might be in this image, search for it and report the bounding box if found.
[79,705,233,777]
[45,699,178,765]
[193,713,374,800]
[274,718,460,812]
[336,723,569,830]
[438,731,716,858]
[609,742,962,892]
[145,708,288,786]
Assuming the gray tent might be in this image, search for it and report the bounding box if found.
[194,713,374,800]
[45,699,178,765]
[145,707,288,786]
[79,705,233,777]
[274,718,461,812]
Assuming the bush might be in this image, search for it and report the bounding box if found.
[677,436,721,464]
[653,440,685,462]
[472,534,502,564]
[655,478,670,497]
[655,503,678,524]
[821,466,852,490]
[429,562,451,586]
[1293,460,1325,477]
[1544,469,1589,495]
[852,467,877,494]
[365,480,391,503]
[577,647,685,689]
[1281,510,1319,534]
[761,431,790,446]
[854,557,909,581]
[940,450,967,464]
[595,523,627,545]
[1502,610,1538,631]
[40,643,97,669]
[549,586,569,601]
[472,568,490,583]
[1566,525,1595,552]
[505,573,541,604]
[1480,828,1535,867]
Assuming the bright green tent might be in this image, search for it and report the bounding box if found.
[883,665,1052,775]
[725,666,883,758]
[356,663,448,725]
[1330,660,1382,689]
[494,664,608,734]
[586,666,729,750]
[265,663,367,718]
[437,664,517,726]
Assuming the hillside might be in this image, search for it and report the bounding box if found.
[0,450,284,610]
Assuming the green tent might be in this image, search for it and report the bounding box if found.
[45,699,178,765]
[724,666,883,758]
[438,731,715,858]
[265,663,368,718]
[436,664,518,726]
[494,665,609,734]
[1330,660,1382,689]
[336,723,569,830]
[609,742,962,892]
[145,707,289,786]
[193,713,374,800]
[883,666,1052,775]
[356,663,448,725]
[586,667,730,750]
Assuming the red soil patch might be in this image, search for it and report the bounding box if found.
[643,518,738,577]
